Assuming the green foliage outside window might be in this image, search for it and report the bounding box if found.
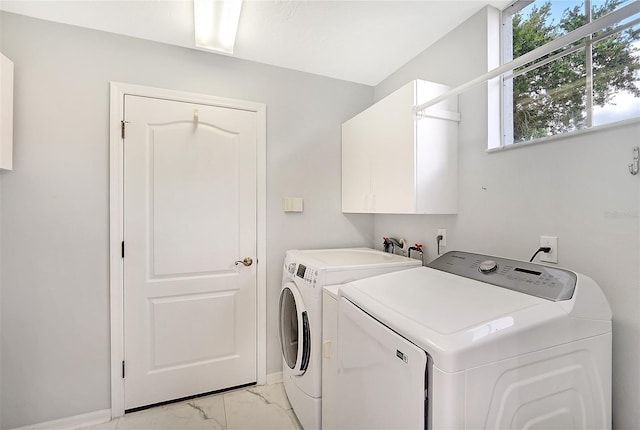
[511,0,640,142]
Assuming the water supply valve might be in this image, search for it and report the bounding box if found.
[408,243,424,264]
[383,237,393,253]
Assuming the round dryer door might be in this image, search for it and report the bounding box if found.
[279,283,310,375]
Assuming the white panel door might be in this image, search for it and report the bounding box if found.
[123,95,257,410]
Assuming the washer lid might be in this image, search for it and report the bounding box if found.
[342,266,544,336]
[339,265,610,372]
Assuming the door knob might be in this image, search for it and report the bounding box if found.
[235,257,253,267]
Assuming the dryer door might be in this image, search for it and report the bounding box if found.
[279,282,311,376]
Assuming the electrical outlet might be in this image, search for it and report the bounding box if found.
[437,228,447,247]
[540,236,558,263]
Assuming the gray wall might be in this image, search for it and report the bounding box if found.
[374,7,640,430]
[0,12,374,429]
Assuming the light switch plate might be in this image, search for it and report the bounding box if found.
[283,197,304,213]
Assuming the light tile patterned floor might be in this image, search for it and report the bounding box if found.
[81,383,302,430]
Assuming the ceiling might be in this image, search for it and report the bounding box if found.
[0,0,512,86]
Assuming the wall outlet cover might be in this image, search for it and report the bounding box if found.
[539,236,558,263]
[437,228,447,247]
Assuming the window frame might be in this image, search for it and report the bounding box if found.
[499,0,639,148]
[501,1,531,147]
[411,1,640,151]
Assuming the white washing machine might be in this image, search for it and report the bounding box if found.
[336,251,612,430]
[279,248,421,430]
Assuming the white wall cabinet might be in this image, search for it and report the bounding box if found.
[341,80,457,214]
[0,53,14,170]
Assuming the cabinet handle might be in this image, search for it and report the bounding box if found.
[364,194,376,212]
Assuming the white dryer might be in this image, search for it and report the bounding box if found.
[336,251,612,430]
[279,248,421,430]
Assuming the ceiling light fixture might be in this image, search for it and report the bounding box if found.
[194,0,243,54]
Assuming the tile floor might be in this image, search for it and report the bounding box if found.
[81,383,302,430]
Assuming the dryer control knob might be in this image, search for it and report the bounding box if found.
[479,260,498,274]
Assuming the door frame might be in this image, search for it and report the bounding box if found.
[108,82,267,418]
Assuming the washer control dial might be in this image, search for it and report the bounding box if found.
[479,260,498,274]
[288,263,296,274]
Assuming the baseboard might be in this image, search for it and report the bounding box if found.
[11,409,111,430]
[11,374,282,430]
[266,371,283,385]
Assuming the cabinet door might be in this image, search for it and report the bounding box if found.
[342,111,372,213]
[341,79,458,214]
[415,80,458,214]
[342,82,416,214]
[368,82,417,214]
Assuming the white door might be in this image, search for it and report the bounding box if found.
[123,95,257,410]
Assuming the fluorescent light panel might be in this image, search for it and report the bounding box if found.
[194,0,243,54]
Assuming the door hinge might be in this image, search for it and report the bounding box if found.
[122,360,126,379]
[121,241,125,258]
[121,120,129,139]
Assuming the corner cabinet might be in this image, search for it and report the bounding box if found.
[0,53,14,170]
[341,80,457,214]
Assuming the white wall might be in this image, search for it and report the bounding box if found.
[0,11,374,429]
[374,7,640,430]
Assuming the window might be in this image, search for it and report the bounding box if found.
[502,0,640,145]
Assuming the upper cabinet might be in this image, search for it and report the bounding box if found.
[341,80,458,214]
[0,53,14,170]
